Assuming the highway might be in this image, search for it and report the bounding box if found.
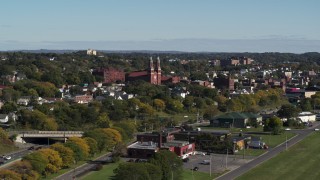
[216,123,320,180]
[55,152,112,180]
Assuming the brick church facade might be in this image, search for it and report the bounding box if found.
[126,57,162,85]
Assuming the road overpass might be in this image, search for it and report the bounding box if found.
[13,131,84,143]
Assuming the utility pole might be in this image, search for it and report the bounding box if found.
[210,154,212,177]
[226,148,228,169]
[286,133,288,151]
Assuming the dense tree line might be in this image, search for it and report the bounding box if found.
[0,127,123,179]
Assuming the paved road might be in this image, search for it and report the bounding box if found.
[55,152,112,180]
[216,123,320,180]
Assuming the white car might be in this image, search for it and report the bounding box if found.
[3,156,11,160]
[194,151,205,156]
[314,128,319,131]
[285,128,291,131]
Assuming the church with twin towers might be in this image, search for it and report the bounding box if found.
[126,56,163,85]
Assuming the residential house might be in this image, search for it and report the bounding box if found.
[17,96,31,106]
[74,95,93,104]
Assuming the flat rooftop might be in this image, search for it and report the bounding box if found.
[128,141,158,150]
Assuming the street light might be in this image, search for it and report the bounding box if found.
[210,154,212,177]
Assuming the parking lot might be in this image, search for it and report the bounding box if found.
[183,153,253,173]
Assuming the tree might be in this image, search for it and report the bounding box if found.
[9,160,40,180]
[112,142,128,157]
[0,169,21,180]
[96,112,111,128]
[277,104,300,120]
[19,109,58,130]
[149,150,183,180]
[113,121,137,139]
[113,163,162,180]
[64,137,89,162]
[300,98,312,111]
[153,99,166,111]
[264,116,283,134]
[23,152,49,174]
[84,129,113,152]
[101,128,122,146]
[50,143,74,168]
[84,137,98,157]
[113,163,150,180]
[38,148,63,174]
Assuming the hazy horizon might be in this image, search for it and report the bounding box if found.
[1,0,319,53]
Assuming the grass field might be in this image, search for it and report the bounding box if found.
[182,169,226,180]
[81,161,224,180]
[0,142,18,155]
[237,132,320,180]
[81,162,119,180]
[234,132,296,157]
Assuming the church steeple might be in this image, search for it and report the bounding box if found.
[156,56,161,71]
[149,57,154,71]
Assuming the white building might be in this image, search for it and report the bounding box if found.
[87,49,97,56]
[298,112,316,122]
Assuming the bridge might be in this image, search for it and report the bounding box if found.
[13,131,84,144]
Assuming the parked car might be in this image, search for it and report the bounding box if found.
[201,160,210,165]
[314,128,319,131]
[193,151,205,156]
[3,156,11,160]
[193,166,199,171]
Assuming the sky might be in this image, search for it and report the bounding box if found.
[0,0,319,53]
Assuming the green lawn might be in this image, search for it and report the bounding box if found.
[182,169,226,180]
[81,162,120,180]
[82,162,222,180]
[0,141,19,155]
[237,132,320,180]
[199,126,264,133]
[0,142,18,155]
[234,132,296,157]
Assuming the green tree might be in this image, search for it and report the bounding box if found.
[84,137,98,157]
[38,148,63,175]
[9,161,40,180]
[264,116,283,134]
[64,137,89,162]
[23,152,49,174]
[96,112,111,128]
[149,150,183,180]
[84,129,114,152]
[113,163,151,180]
[277,104,300,119]
[0,169,21,180]
[153,99,166,111]
[50,143,74,168]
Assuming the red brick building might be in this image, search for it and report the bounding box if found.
[93,67,125,84]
